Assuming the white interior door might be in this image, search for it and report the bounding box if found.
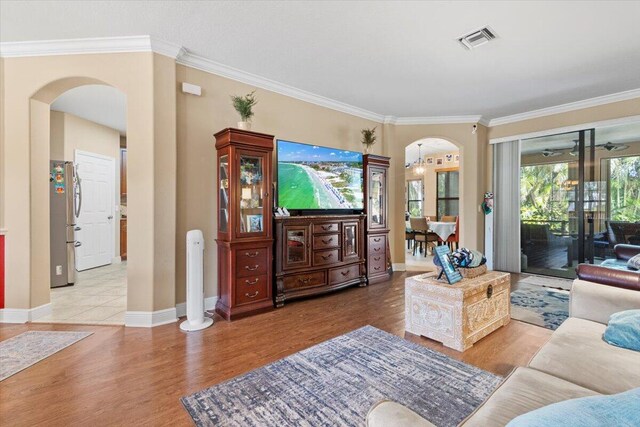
[75,150,115,271]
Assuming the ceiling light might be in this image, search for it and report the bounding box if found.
[413,143,425,175]
[458,27,497,50]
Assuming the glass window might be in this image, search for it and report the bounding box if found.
[604,155,640,221]
[239,154,264,234]
[436,171,459,219]
[407,179,423,217]
[219,154,229,233]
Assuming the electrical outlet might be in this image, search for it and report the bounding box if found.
[56,265,63,276]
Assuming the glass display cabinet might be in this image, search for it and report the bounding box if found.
[214,128,274,320]
[364,155,391,284]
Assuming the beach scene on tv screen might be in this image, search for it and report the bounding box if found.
[278,140,363,209]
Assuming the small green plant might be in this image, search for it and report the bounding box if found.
[361,127,377,148]
[230,90,258,122]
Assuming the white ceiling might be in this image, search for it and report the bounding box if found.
[51,85,127,135]
[405,138,457,164]
[2,1,640,119]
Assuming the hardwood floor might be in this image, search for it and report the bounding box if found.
[0,272,552,426]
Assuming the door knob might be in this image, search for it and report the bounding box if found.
[107,215,113,220]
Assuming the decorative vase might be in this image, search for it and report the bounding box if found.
[237,121,251,131]
[363,145,370,155]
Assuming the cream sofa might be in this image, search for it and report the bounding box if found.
[367,278,640,427]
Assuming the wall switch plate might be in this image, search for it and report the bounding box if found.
[56,265,63,275]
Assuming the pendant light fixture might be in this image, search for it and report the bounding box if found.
[413,143,425,175]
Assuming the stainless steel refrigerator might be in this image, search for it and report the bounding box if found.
[50,160,82,288]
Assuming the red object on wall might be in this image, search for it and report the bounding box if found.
[0,235,4,309]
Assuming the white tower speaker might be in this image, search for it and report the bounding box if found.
[180,230,213,331]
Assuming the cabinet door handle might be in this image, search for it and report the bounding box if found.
[374,266,381,271]
[245,264,259,271]
[244,251,259,258]
[321,225,332,230]
[340,270,350,276]
[374,247,381,252]
[374,256,381,261]
[298,277,311,285]
[245,278,259,285]
[321,238,333,244]
[373,238,381,242]
[321,253,333,260]
[245,291,259,298]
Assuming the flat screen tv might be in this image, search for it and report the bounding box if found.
[277,140,364,211]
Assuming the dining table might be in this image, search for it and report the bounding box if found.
[429,221,457,241]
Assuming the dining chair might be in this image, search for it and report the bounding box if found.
[441,215,456,223]
[444,216,460,250]
[410,217,438,256]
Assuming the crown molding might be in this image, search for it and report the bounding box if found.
[0,35,184,59]
[488,88,640,127]
[387,115,484,126]
[176,51,385,122]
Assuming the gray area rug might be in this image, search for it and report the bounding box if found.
[511,283,569,330]
[0,331,92,381]
[181,325,502,427]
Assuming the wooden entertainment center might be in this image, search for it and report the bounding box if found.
[274,214,366,307]
[214,128,391,319]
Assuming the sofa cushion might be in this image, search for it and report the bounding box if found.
[461,367,598,427]
[529,318,640,394]
[604,310,640,352]
[366,401,436,427]
[506,387,640,427]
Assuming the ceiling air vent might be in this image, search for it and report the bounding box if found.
[458,27,496,50]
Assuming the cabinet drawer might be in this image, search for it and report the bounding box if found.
[235,274,269,305]
[313,223,339,234]
[313,234,340,250]
[369,234,386,254]
[314,248,340,266]
[236,248,268,278]
[283,271,326,290]
[329,264,360,285]
[368,253,386,274]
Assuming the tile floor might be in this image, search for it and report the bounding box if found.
[34,262,127,325]
[405,245,437,272]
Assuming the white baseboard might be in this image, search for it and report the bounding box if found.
[175,296,219,318]
[124,307,177,327]
[392,263,406,271]
[0,303,52,323]
[112,256,122,264]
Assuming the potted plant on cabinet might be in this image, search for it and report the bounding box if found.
[361,126,377,154]
[231,90,258,130]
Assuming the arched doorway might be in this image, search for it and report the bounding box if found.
[32,84,129,324]
[403,137,462,271]
[27,80,130,323]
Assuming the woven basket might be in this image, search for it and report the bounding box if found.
[459,264,488,279]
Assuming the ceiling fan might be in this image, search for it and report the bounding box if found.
[541,148,562,157]
[596,141,629,152]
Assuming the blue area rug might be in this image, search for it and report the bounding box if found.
[511,283,569,330]
[181,325,502,427]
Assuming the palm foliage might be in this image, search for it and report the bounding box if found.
[231,91,258,121]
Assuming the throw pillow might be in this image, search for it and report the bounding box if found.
[506,387,640,427]
[627,253,640,270]
[603,310,640,352]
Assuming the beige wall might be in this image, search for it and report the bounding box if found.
[405,150,460,218]
[388,124,488,265]
[175,64,381,304]
[50,111,122,259]
[2,48,639,316]
[0,52,175,313]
